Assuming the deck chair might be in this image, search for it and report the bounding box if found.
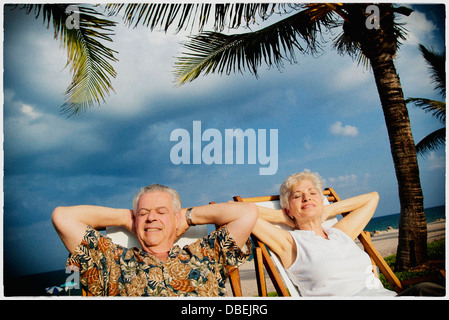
[234,188,406,296]
[106,223,208,248]
[207,201,244,297]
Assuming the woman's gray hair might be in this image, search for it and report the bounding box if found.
[132,184,182,214]
[279,170,325,210]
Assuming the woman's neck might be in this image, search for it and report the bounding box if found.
[298,221,329,239]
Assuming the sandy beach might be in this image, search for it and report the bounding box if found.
[225,219,445,297]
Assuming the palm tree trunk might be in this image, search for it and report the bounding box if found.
[370,52,427,269]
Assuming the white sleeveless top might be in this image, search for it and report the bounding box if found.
[285,227,397,297]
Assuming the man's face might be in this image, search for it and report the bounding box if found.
[134,191,181,254]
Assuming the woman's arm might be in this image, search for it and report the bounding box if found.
[252,206,297,268]
[257,206,297,228]
[178,202,258,249]
[251,217,296,268]
[330,192,380,239]
[52,205,133,254]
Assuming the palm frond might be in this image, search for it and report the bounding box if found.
[333,30,370,69]
[106,3,280,32]
[415,127,446,156]
[419,44,446,98]
[61,6,119,115]
[405,98,446,123]
[15,4,118,115]
[174,7,338,85]
[333,4,410,68]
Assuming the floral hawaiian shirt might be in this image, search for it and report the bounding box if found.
[66,225,251,296]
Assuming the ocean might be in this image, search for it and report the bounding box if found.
[4,268,83,297]
[364,204,446,233]
[3,205,445,297]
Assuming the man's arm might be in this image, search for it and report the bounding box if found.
[52,205,133,254]
[257,206,296,228]
[178,202,258,249]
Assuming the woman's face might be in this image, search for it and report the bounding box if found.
[287,179,324,224]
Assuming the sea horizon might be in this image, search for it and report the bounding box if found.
[365,204,445,233]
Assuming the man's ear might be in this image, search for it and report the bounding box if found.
[175,210,183,228]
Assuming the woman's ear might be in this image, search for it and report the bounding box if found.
[284,208,294,220]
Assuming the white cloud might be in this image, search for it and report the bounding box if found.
[303,135,312,150]
[427,151,445,170]
[324,174,358,188]
[92,23,242,118]
[322,173,374,198]
[402,11,437,47]
[4,93,108,158]
[323,173,371,192]
[21,104,41,119]
[330,121,359,137]
[329,61,371,92]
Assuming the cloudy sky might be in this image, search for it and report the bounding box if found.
[2,3,446,278]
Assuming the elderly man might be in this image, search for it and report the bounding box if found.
[52,184,257,296]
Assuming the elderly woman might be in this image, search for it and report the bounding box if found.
[252,171,444,297]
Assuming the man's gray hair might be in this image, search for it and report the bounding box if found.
[132,184,182,214]
[279,170,325,210]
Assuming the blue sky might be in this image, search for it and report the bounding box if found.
[2,3,446,278]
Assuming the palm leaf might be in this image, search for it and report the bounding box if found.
[61,6,119,115]
[406,45,446,157]
[333,4,410,69]
[419,44,446,98]
[174,7,338,84]
[405,98,446,123]
[14,4,118,115]
[106,3,280,32]
[333,29,369,68]
[415,127,446,156]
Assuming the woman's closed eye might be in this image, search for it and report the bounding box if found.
[292,188,320,199]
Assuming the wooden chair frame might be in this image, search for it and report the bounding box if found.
[207,201,243,297]
[234,187,405,296]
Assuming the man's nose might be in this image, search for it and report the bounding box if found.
[145,209,158,221]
